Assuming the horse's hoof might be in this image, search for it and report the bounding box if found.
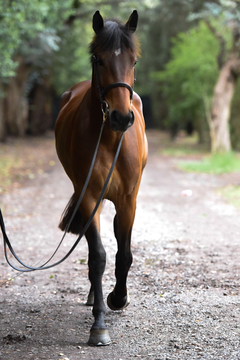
[86,292,94,306]
[107,290,130,311]
[88,329,111,346]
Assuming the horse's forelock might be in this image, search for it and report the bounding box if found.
[89,18,139,56]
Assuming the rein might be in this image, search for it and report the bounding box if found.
[0,55,134,273]
[0,128,124,272]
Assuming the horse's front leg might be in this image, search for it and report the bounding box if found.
[107,197,136,311]
[84,214,111,346]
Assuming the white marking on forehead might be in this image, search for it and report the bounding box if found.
[114,48,121,56]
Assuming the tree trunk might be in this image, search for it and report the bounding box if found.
[28,77,53,135]
[0,83,6,142]
[195,116,210,145]
[4,57,30,136]
[210,55,240,153]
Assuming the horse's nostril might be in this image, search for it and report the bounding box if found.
[129,110,135,124]
[111,110,120,123]
[110,110,135,132]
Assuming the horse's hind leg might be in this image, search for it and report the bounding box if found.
[84,218,111,346]
[107,198,135,311]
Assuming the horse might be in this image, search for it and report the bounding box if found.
[55,10,148,346]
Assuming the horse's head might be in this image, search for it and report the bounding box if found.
[90,10,139,132]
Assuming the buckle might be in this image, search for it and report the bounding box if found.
[101,101,109,123]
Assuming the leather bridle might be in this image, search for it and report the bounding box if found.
[92,54,134,120]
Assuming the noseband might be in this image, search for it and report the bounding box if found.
[92,54,134,120]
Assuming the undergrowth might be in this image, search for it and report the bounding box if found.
[178,152,240,174]
[219,185,240,209]
[0,156,22,191]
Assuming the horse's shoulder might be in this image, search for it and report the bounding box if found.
[70,80,91,94]
[59,91,71,110]
[59,80,91,110]
[132,91,143,113]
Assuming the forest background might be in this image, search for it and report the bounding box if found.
[0,0,240,153]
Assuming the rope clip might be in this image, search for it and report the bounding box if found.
[101,101,109,123]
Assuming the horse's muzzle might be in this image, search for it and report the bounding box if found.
[110,110,135,132]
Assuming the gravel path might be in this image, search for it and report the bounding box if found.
[0,131,240,360]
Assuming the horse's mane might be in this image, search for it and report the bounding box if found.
[89,19,140,56]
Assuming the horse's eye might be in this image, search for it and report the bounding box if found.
[98,59,104,67]
[133,60,138,67]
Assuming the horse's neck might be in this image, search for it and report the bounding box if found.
[87,84,122,146]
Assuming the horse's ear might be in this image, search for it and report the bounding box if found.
[125,10,138,32]
[93,10,104,35]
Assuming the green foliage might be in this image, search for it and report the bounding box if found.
[51,21,92,95]
[51,1,149,94]
[189,0,240,25]
[187,1,240,152]
[0,0,73,80]
[151,21,219,132]
[0,0,148,88]
[179,152,240,174]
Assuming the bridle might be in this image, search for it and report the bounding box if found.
[0,53,136,274]
[91,54,135,121]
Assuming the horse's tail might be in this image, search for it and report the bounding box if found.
[58,194,82,235]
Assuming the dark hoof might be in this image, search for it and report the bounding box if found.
[86,292,94,306]
[88,329,111,346]
[107,290,130,311]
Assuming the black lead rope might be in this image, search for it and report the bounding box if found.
[0,120,105,272]
[1,53,134,273]
[0,129,124,273]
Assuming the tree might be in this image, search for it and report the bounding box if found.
[190,0,240,153]
[132,0,213,128]
[0,0,149,140]
[151,21,219,142]
[0,0,75,140]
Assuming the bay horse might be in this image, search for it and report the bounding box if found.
[55,10,148,346]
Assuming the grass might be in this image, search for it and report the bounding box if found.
[152,131,240,209]
[158,131,209,157]
[218,185,240,209]
[176,149,240,209]
[163,147,203,157]
[0,134,56,193]
[178,152,240,174]
[0,155,22,191]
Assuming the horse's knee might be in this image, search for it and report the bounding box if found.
[88,246,106,276]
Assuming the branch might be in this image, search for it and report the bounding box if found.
[230,55,240,78]
[203,19,226,69]
[65,11,93,26]
[233,26,240,53]
[65,0,128,26]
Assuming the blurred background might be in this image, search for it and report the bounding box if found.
[0,0,239,152]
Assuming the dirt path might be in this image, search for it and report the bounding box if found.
[0,131,240,360]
